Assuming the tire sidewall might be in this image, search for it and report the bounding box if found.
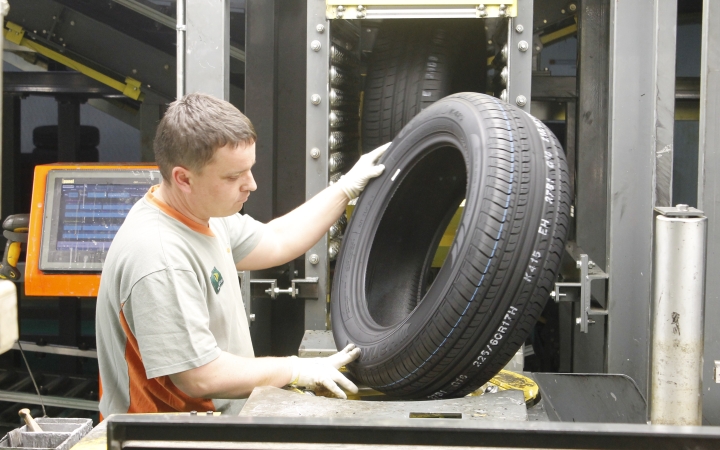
[333,96,492,367]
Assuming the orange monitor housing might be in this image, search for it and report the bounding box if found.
[25,163,158,297]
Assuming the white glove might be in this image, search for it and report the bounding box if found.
[288,344,361,399]
[336,143,391,200]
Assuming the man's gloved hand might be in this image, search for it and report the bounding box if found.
[288,344,361,399]
[336,142,391,200]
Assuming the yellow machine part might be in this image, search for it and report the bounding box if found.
[346,202,463,268]
[468,369,540,404]
[4,22,143,101]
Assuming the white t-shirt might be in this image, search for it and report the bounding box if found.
[96,186,265,417]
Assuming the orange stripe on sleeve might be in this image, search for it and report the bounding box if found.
[119,309,215,413]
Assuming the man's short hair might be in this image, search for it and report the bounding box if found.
[154,93,257,182]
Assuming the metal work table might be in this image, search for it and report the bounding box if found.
[68,378,720,450]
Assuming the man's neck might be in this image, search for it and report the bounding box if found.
[153,183,210,227]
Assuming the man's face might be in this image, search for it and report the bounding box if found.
[188,142,257,218]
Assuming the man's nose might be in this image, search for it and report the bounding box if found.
[245,172,257,192]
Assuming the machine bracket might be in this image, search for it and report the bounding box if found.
[325,1,518,20]
[551,245,609,333]
[250,277,319,300]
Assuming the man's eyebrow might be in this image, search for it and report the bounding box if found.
[224,160,256,177]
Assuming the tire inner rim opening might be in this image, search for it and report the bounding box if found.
[365,145,467,328]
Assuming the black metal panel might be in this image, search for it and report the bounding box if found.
[534,373,646,423]
[532,76,577,100]
[106,414,720,449]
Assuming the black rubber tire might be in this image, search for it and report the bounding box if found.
[361,20,486,153]
[332,92,571,399]
[33,125,100,148]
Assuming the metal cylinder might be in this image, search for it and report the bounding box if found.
[651,210,707,425]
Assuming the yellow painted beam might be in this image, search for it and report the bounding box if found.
[540,22,578,45]
[5,22,144,101]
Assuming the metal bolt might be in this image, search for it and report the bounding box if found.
[515,24,524,33]
[518,40,529,52]
[190,411,197,415]
[357,4,365,11]
[316,24,325,33]
[569,3,577,12]
[550,291,556,298]
[515,95,527,107]
[309,254,320,264]
[500,66,508,85]
[500,89,508,102]
[677,204,689,211]
[576,260,582,269]
[310,148,321,159]
[476,5,487,18]
[336,5,345,18]
[561,8,566,14]
[207,411,214,416]
[249,314,256,322]
[576,318,582,324]
[310,94,321,105]
[501,43,508,62]
[310,40,322,52]
[498,4,507,17]
[588,260,596,269]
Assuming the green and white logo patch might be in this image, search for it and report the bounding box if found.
[210,267,224,294]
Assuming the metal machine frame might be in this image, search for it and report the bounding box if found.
[105,414,720,449]
[303,0,534,331]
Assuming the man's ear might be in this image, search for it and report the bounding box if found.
[171,166,193,194]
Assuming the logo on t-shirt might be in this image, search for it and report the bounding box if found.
[210,267,224,294]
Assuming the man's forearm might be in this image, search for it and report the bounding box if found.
[267,183,348,252]
[237,184,348,270]
[169,352,293,399]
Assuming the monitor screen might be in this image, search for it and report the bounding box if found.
[40,169,161,272]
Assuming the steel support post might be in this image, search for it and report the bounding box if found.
[573,0,609,373]
[185,0,230,99]
[606,0,676,397]
[506,0,533,112]
[244,0,276,224]
[57,97,81,162]
[651,208,706,425]
[698,0,720,426]
[652,1,677,207]
[1,95,19,220]
[139,93,164,162]
[304,0,331,331]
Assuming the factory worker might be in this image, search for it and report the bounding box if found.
[96,92,388,417]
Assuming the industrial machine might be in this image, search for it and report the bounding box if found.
[0,164,157,431]
[2,0,720,447]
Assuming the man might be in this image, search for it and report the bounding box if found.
[96,93,388,416]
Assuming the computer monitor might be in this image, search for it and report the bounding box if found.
[39,169,161,272]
